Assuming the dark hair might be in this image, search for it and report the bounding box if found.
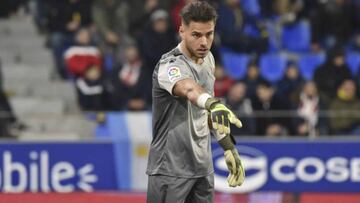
[247,58,259,69]
[180,1,218,26]
[258,80,272,88]
[286,60,298,68]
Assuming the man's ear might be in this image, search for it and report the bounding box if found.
[179,24,186,39]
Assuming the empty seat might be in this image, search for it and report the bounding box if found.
[259,54,287,82]
[10,97,66,116]
[346,52,360,75]
[298,53,326,80]
[221,51,250,80]
[240,0,260,17]
[282,20,311,52]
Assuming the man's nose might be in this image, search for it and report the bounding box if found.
[200,36,207,47]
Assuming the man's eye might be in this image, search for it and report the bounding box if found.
[192,33,200,38]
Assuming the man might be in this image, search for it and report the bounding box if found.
[146,2,245,202]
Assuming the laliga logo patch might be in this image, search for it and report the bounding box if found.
[168,67,181,82]
[213,145,267,193]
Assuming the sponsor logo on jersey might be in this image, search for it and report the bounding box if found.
[168,67,181,82]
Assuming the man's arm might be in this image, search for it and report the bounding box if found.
[173,78,242,134]
[173,78,245,187]
[172,78,206,104]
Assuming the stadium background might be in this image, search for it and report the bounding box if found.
[0,0,360,202]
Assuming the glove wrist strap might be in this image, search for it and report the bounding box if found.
[196,93,212,109]
[218,134,235,151]
[205,97,221,110]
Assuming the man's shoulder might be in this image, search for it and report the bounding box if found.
[159,47,185,64]
[157,47,188,72]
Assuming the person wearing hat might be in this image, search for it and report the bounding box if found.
[139,9,177,74]
[313,45,353,106]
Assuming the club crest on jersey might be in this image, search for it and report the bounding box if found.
[168,67,181,82]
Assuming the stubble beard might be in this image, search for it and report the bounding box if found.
[186,44,207,62]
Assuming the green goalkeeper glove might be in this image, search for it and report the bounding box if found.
[205,98,242,134]
[224,148,245,187]
[218,134,245,187]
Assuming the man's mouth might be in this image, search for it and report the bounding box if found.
[197,48,208,53]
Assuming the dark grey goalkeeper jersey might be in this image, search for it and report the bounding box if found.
[146,45,216,178]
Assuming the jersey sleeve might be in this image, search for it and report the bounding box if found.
[158,58,194,95]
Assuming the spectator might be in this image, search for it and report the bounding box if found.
[139,9,177,73]
[92,0,132,58]
[64,28,106,112]
[128,0,172,38]
[329,79,360,135]
[313,46,352,106]
[0,0,26,18]
[276,60,305,107]
[64,28,102,77]
[258,0,273,18]
[225,82,256,135]
[347,1,360,51]
[109,44,151,111]
[33,0,50,33]
[310,0,356,51]
[294,81,327,136]
[46,0,92,79]
[272,0,303,24]
[75,65,106,111]
[214,64,235,98]
[300,0,321,19]
[170,0,195,32]
[216,0,268,53]
[268,0,304,49]
[242,59,268,102]
[252,81,290,136]
[92,0,130,44]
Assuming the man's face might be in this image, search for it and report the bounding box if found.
[125,46,139,63]
[153,19,168,33]
[179,21,215,59]
[229,83,247,102]
[247,65,259,79]
[334,55,345,67]
[76,29,90,45]
[257,85,274,102]
[341,80,356,99]
[286,66,299,80]
[304,82,318,97]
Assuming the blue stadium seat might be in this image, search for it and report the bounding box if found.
[221,51,250,80]
[346,52,360,75]
[259,54,287,82]
[240,0,261,17]
[298,53,326,80]
[282,20,311,52]
[243,23,260,37]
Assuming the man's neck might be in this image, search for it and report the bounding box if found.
[179,42,204,65]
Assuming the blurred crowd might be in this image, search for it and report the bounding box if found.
[1,0,360,137]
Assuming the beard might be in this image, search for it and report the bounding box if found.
[187,45,209,59]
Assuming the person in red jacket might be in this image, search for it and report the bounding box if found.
[64,28,107,112]
[214,63,235,98]
[64,28,102,77]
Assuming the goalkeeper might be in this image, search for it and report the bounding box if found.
[146,1,245,203]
